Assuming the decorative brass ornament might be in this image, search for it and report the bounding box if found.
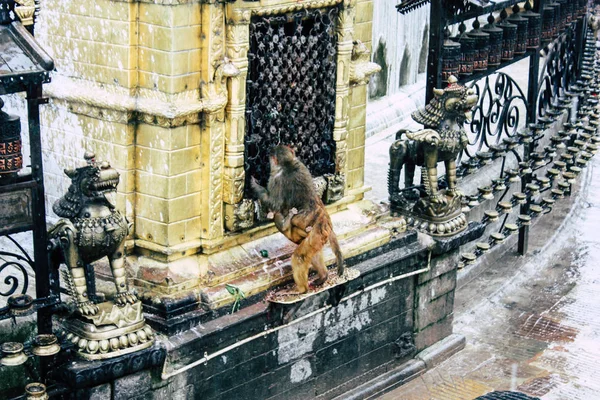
[62,302,154,360]
[49,152,154,360]
[388,76,477,236]
[25,383,48,400]
[14,0,35,26]
[1,342,27,366]
[7,293,34,315]
[32,334,60,357]
[0,98,24,182]
[224,199,255,232]
[349,40,381,85]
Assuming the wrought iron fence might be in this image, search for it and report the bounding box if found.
[463,72,529,161]
[537,22,581,118]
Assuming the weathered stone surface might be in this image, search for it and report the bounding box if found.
[416,333,466,368]
[417,270,457,303]
[418,249,459,284]
[414,290,455,330]
[55,218,463,399]
[88,384,112,400]
[331,359,426,400]
[113,370,152,400]
[430,222,486,255]
[414,313,454,352]
[57,343,166,390]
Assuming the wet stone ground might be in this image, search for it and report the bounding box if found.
[380,147,600,398]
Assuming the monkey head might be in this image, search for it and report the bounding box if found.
[269,145,296,172]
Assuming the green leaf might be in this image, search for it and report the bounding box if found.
[225,284,237,295]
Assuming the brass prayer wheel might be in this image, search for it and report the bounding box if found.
[541,5,556,45]
[508,4,529,55]
[453,22,476,77]
[557,0,571,27]
[578,0,588,19]
[0,98,23,181]
[467,18,489,72]
[25,383,49,400]
[497,10,517,61]
[549,1,565,32]
[482,14,503,68]
[547,2,561,38]
[441,27,461,83]
[1,342,27,366]
[32,334,61,357]
[521,1,541,49]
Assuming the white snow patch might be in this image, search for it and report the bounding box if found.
[370,286,387,306]
[277,314,323,364]
[325,311,372,343]
[290,359,312,383]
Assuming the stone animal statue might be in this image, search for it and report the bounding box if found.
[388,76,478,213]
[49,152,136,316]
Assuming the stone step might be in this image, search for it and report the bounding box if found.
[200,224,394,311]
[202,200,388,289]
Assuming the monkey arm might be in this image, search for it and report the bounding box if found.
[273,212,292,236]
[250,177,270,205]
[274,209,307,243]
[274,207,296,232]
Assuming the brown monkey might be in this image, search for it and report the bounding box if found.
[251,145,344,293]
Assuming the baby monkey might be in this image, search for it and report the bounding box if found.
[251,145,344,293]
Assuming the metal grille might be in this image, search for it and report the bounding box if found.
[244,7,339,193]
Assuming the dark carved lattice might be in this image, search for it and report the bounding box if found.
[244,7,339,194]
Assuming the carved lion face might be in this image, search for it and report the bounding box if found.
[65,153,120,208]
[412,76,479,128]
[434,78,478,123]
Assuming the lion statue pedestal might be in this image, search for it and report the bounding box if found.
[50,152,154,360]
[62,302,154,360]
[388,76,478,237]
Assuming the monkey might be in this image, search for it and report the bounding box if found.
[251,145,344,294]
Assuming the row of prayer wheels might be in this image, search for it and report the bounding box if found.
[441,0,589,82]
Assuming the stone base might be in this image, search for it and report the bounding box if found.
[391,190,468,237]
[334,334,466,400]
[405,209,468,237]
[61,302,155,360]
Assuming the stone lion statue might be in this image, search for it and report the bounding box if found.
[49,152,136,316]
[388,76,478,217]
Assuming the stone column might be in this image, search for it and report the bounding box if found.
[199,3,226,247]
[223,8,251,233]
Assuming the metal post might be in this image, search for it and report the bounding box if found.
[426,0,444,104]
[519,0,545,256]
[26,84,53,335]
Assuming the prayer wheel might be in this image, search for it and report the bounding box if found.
[467,18,490,72]
[0,98,23,182]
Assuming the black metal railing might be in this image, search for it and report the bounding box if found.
[417,0,592,256]
[463,72,529,160]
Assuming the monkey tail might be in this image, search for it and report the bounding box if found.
[329,232,345,277]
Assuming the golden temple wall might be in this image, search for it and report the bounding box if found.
[33,0,378,292]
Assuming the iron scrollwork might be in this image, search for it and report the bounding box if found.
[537,24,580,118]
[0,237,32,299]
[463,72,529,161]
[0,235,33,317]
[244,7,339,196]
